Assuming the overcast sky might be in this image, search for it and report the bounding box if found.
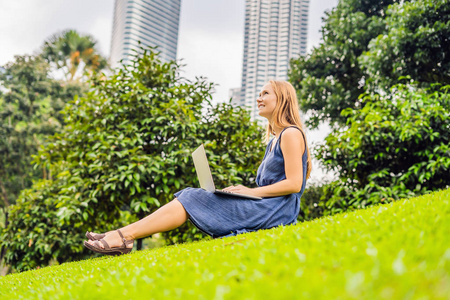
[0,0,338,180]
[0,0,338,100]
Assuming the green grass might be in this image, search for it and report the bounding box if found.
[1,189,449,299]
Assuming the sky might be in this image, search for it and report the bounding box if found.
[0,0,338,180]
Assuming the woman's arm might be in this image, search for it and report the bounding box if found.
[223,127,305,198]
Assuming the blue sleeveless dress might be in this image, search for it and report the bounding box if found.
[174,127,308,238]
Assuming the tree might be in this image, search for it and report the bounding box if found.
[290,0,450,128]
[359,0,450,90]
[0,55,86,208]
[41,30,108,81]
[1,47,265,271]
[290,0,395,128]
[289,0,450,216]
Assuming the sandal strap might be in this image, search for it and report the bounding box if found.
[98,239,111,250]
[117,229,128,248]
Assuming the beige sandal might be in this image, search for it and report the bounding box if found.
[85,231,106,241]
[84,229,134,256]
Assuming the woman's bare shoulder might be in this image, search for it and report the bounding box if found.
[282,127,304,140]
[280,127,305,152]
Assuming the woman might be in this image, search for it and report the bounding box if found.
[85,80,312,255]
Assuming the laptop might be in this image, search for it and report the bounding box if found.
[192,144,262,200]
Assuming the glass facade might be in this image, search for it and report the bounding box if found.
[110,0,181,68]
[231,0,309,122]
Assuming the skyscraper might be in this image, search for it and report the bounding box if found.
[232,0,309,122]
[110,0,181,68]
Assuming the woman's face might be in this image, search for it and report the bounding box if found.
[257,83,277,120]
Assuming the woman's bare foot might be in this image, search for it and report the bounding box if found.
[87,230,134,249]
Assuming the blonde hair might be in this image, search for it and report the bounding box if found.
[265,80,312,179]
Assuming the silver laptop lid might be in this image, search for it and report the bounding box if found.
[192,144,215,192]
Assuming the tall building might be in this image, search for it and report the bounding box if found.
[231,0,309,122]
[110,0,181,68]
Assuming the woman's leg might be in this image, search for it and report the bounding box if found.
[87,198,188,249]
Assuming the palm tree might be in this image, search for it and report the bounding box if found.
[41,30,107,81]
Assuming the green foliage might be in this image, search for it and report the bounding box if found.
[0,179,86,271]
[1,188,448,299]
[297,182,329,222]
[0,29,106,208]
[0,207,5,233]
[1,48,264,271]
[299,181,354,222]
[318,83,450,210]
[0,55,87,207]
[290,0,394,128]
[360,0,450,89]
[0,178,137,272]
[290,0,450,128]
[41,29,108,81]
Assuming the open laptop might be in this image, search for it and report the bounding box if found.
[192,144,262,200]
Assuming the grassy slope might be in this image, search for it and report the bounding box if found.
[0,189,449,299]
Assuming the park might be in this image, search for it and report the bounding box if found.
[0,0,449,298]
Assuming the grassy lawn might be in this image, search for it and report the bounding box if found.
[0,189,449,299]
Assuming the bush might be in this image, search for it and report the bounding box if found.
[318,83,450,210]
[1,47,264,272]
[1,180,85,271]
[298,182,329,222]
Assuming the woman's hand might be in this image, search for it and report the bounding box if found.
[222,185,257,197]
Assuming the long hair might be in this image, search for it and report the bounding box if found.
[265,80,312,179]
